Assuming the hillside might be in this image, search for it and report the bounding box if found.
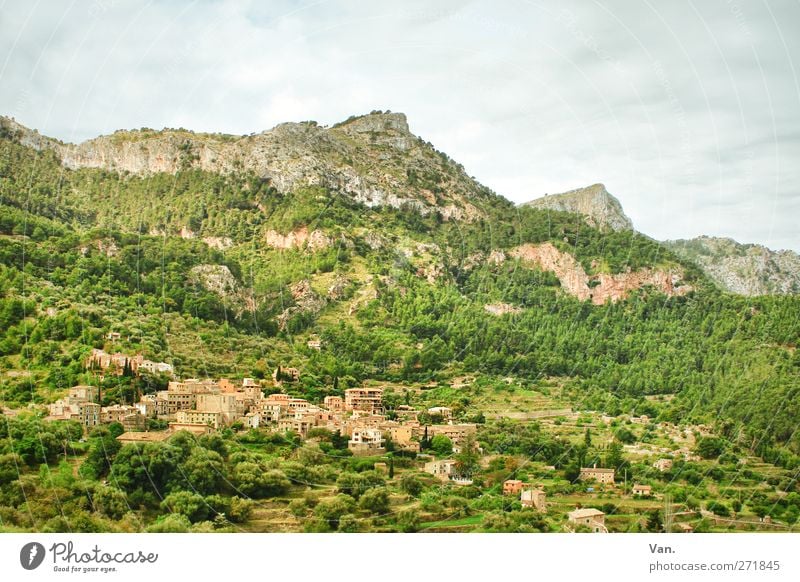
[0,111,798,462]
[664,236,800,296]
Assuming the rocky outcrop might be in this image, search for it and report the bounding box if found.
[2,111,492,221]
[327,275,351,301]
[510,242,691,304]
[277,279,327,330]
[664,236,800,295]
[523,183,633,232]
[202,236,233,251]
[264,226,332,251]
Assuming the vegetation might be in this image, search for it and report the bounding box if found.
[0,124,798,533]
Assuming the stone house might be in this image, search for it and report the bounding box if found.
[579,465,615,484]
[568,508,607,533]
[521,489,547,511]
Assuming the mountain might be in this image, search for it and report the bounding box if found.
[523,183,800,297]
[0,111,501,221]
[664,236,800,296]
[1,111,799,460]
[522,183,634,232]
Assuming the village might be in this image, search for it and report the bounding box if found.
[34,345,795,533]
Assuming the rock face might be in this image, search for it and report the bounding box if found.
[664,236,800,295]
[510,242,691,304]
[189,264,238,297]
[523,183,633,232]
[1,112,492,221]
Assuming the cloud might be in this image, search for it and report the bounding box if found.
[0,0,797,251]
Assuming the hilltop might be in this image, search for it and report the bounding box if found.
[523,183,634,232]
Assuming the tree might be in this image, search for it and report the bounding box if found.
[563,464,581,483]
[396,508,421,532]
[146,514,192,533]
[454,433,479,476]
[179,449,225,495]
[233,465,290,498]
[646,509,663,532]
[314,494,356,530]
[92,486,129,520]
[336,471,385,499]
[584,428,592,447]
[160,491,209,523]
[614,426,636,444]
[80,434,121,480]
[400,473,424,497]
[695,436,725,459]
[605,442,628,472]
[430,434,453,456]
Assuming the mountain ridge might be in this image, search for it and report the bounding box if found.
[0,111,501,222]
[664,236,800,296]
[2,112,797,297]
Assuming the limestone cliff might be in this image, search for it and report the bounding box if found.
[0,111,494,221]
[523,183,633,232]
[509,242,691,304]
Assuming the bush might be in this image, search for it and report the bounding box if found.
[358,487,390,515]
[146,513,192,532]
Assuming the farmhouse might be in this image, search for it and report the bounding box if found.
[568,508,607,533]
[521,488,547,511]
[579,466,615,484]
[424,459,458,481]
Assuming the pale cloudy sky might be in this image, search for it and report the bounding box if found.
[1,0,798,251]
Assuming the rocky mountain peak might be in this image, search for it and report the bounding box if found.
[335,111,410,135]
[523,183,634,232]
[664,236,800,296]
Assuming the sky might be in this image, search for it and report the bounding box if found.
[1,0,798,251]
